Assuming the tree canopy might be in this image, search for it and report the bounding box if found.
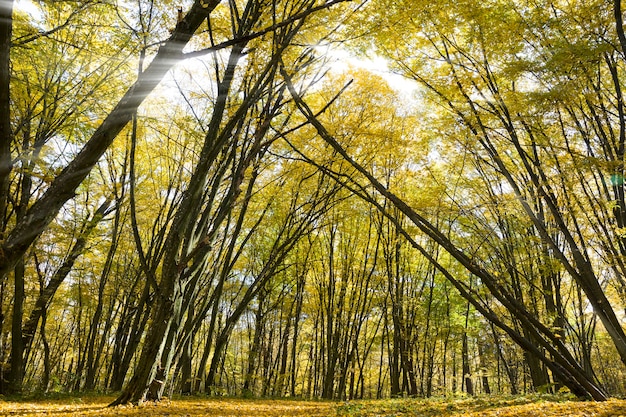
[1,0,626,404]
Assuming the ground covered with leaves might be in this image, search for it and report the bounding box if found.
[0,394,625,416]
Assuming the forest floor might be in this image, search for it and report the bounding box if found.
[0,394,625,416]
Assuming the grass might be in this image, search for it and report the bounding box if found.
[0,394,625,416]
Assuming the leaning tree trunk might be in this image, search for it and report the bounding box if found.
[283,80,608,400]
[110,39,246,405]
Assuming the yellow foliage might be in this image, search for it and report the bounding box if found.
[1,396,626,417]
[0,396,335,416]
[458,399,626,417]
[335,397,626,417]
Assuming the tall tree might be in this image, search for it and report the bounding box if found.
[283,67,609,399]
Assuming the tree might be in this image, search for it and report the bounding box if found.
[0,0,350,398]
[5,0,626,402]
[109,0,354,404]
[283,67,609,399]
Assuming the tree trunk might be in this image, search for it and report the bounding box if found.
[84,205,121,390]
[0,6,12,382]
[40,304,50,392]
[0,0,12,238]
[491,324,517,395]
[462,332,474,396]
[196,299,220,393]
[243,289,266,395]
[110,294,176,405]
[285,92,607,400]
[478,339,491,394]
[6,120,37,394]
[7,258,25,394]
[290,273,305,397]
[276,311,291,396]
[109,278,152,391]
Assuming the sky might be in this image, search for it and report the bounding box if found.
[15,0,42,20]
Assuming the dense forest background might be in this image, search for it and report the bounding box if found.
[1,0,626,405]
